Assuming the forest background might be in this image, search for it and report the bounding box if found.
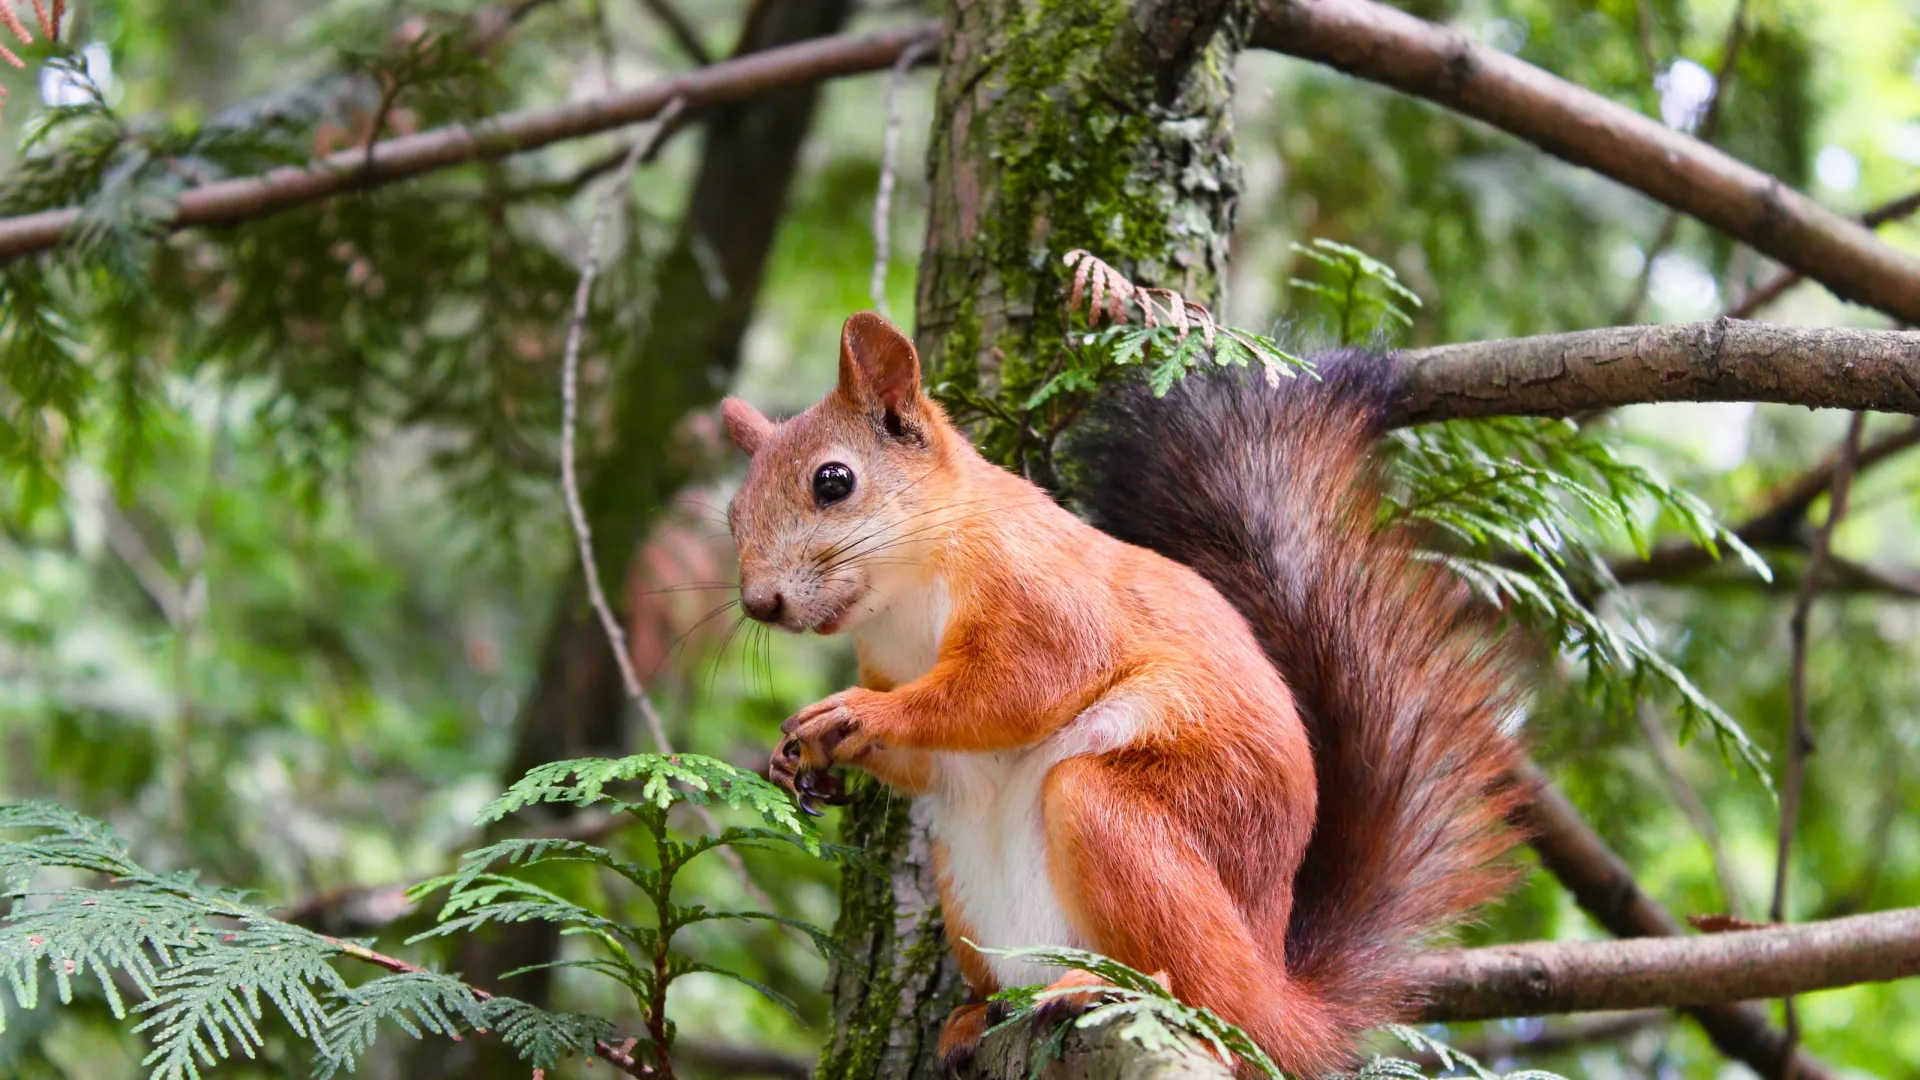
[3,1,1920,1079]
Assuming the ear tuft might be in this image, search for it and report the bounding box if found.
[837,311,922,415]
[721,397,775,457]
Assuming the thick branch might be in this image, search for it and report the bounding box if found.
[1411,907,1920,1022]
[1386,319,1920,427]
[1251,0,1920,324]
[958,902,1920,1080]
[0,21,939,263]
[1731,189,1920,319]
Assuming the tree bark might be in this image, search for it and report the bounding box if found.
[820,2,1255,1077]
[1386,319,1920,427]
[1411,907,1920,1022]
[1248,0,1920,326]
[949,907,1920,1079]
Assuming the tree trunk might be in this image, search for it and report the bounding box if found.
[819,2,1251,1076]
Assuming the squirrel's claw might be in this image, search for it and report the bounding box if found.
[770,733,851,815]
[800,768,853,807]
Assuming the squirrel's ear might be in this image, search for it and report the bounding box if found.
[721,397,775,457]
[837,311,924,434]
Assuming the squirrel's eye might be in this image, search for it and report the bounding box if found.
[813,462,855,507]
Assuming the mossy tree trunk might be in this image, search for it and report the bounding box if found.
[818,3,1251,1077]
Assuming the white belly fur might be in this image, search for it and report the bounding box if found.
[851,574,1147,989]
[930,696,1146,989]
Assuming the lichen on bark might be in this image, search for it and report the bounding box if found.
[820,3,1254,1077]
[915,0,1250,476]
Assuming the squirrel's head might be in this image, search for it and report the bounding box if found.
[721,311,957,635]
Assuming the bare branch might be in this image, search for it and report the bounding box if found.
[1635,702,1746,918]
[1386,319,1920,428]
[954,900,1920,1080]
[1408,1010,1667,1070]
[1410,906,1920,1022]
[869,37,937,315]
[559,96,688,755]
[1770,411,1868,1073]
[0,21,942,263]
[1251,0,1920,324]
[552,94,786,925]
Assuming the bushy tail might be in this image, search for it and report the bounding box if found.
[1075,354,1528,1059]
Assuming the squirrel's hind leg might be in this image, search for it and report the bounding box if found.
[1041,755,1350,1078]
[937,1002,995,1079]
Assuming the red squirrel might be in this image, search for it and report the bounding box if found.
[720,311,1526,1077]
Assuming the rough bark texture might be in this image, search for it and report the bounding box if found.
[1387,319,1920,427]
[819,792,967,1080]
[819,2,1253,1077]
[1410,907,1920,1021]
[949,905,1918,1079]
[965,1017,1237,1080]
[1249,0,1920,325]
[913,0,1249,479]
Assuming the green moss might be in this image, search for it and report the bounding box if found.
[925,0,1245,474]
[816,786,960,1080]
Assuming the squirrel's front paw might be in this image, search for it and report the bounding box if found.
[770,693,868,815]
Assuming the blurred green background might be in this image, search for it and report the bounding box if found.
[3,0,1919,1077]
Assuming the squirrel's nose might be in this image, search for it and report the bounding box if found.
[742,585,784,623]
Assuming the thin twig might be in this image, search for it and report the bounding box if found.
[555,95,785,922]
[559,95,687,757]
[868,37,935,315]
[1770,410,1868,1078]
[637,0,712,66]
[1408,1009,1668,1070]
[1635,701,1746,918]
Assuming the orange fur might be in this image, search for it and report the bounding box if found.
[724,313,1523,1077]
